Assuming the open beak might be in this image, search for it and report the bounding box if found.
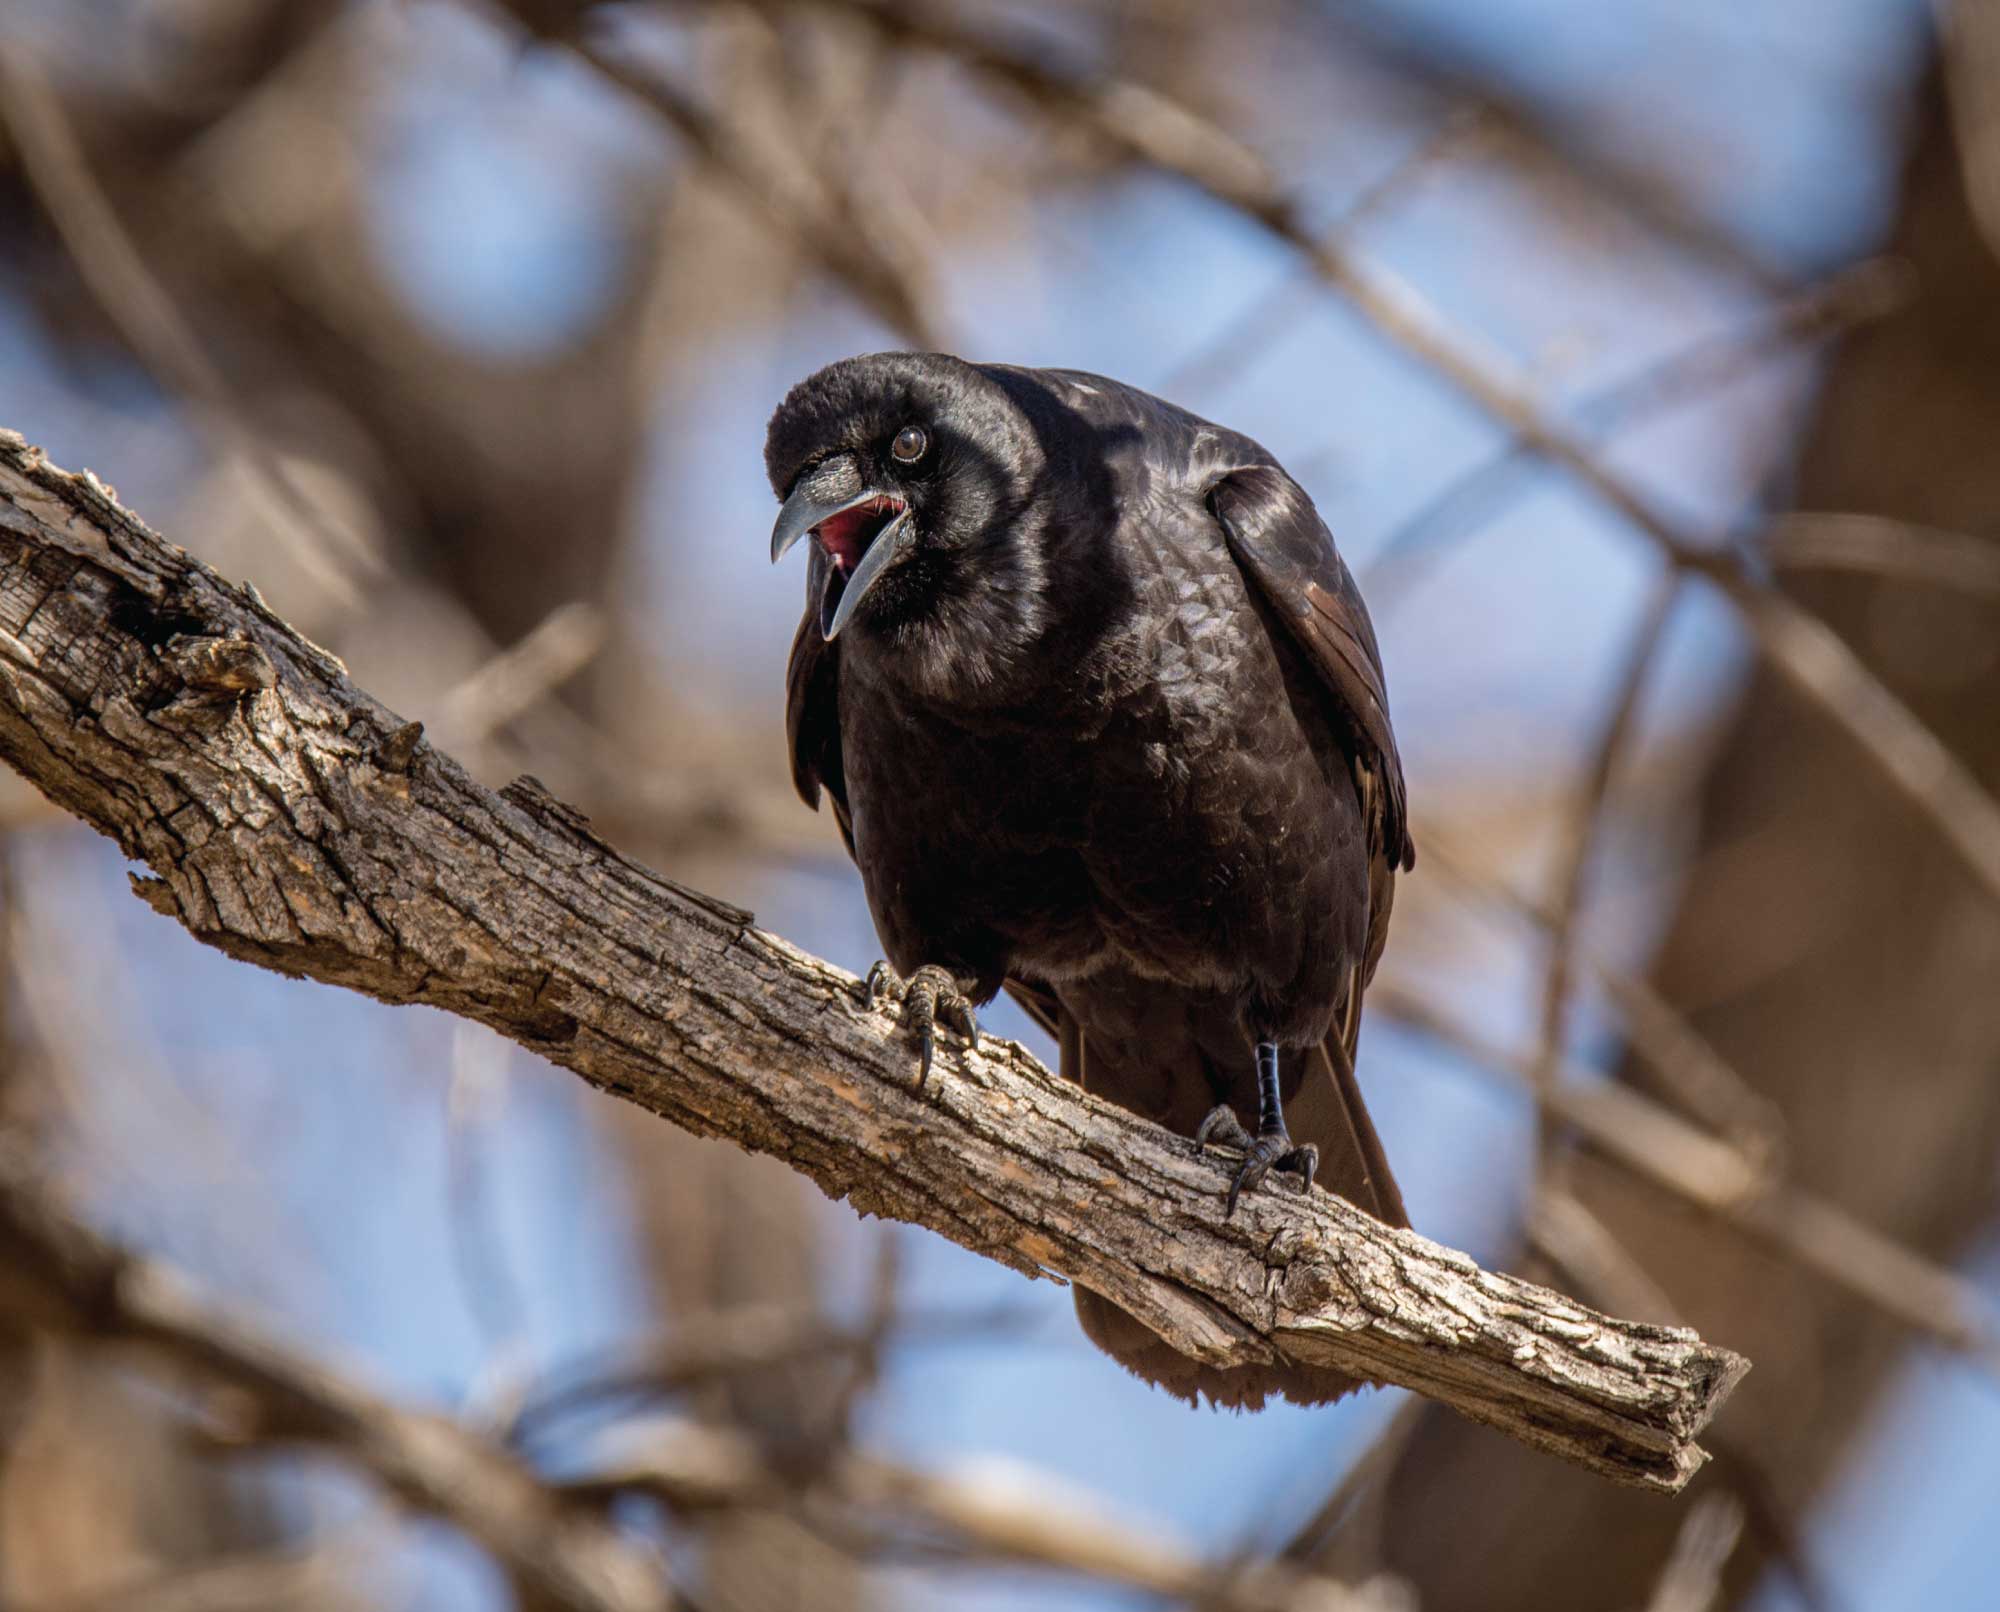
[771,458,917,641]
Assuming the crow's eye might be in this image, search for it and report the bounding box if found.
[891,425,928,463]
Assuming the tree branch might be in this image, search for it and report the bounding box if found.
[0,430,1744,1491]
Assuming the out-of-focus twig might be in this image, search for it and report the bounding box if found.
[8,1543,350,1612]
[1941,0,2000,265]
[1374,981,2000,1379]
[1421,830,1787,1168]
[508,1298,1023,1450]
[1364,257,1912,612]
[435,601,610,753]
[0,47,382,612]
[1528,1187,1682,1328]
[579,1424,1400,1612]
[476,0,943,344]
[447,1022,534,1366]
[0,1151,668,1612]
[1527,574,1682,1161]
[1275,1394,1424,1569]
[1761,511,2000,597]
[1641,1491,1746,1612]
[1157,105,1491,403]
[1321,0,1795,292]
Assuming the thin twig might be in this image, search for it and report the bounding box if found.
[1529,1187,1683,1328]
[508,1301,1023,1450]
[1363,258,1911,612]
[447,1021,534,1364]
[1157,106,1491,403]
[1642,1491,1746,1612]
[1422,830,1787,1167]
[1276,1394,1425,1568]
[7,1542,353,1612]
[0,47,382,611]
[1528,575,1683,1152]
[436,601,610,752]
[579,1424,1398,1612]
[1761,512,2000,598]
[476,1,942,344]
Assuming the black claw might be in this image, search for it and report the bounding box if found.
[860,961,978,1092]
[942,994,980,1050]
[1221,1134,1317,1217]
[1200,1040,1320,1214]
[1201,1106,1317,1216]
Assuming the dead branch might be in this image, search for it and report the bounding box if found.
[0,431,1743,1491]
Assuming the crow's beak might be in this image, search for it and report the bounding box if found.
[771,454,869,562]
[771,457,918,641]
[818,505,913,640]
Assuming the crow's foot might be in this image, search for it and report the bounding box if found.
[861,962,979,1092]
[1196,1104,1318,1218]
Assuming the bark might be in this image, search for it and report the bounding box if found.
[0,428,1742,1492]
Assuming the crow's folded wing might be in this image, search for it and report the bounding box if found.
[1208,463,1414,1015]
[784,571,855,858]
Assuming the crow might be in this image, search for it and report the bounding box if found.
[767,352,1414,1409]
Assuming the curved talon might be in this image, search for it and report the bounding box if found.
[859,961,980,1092]
[1200,1108,1318,1217]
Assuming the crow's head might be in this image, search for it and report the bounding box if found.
[766,352,1057,682]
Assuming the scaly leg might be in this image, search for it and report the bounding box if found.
[1196,1041,1319,1216]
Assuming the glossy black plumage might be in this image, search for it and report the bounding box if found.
[768,353,1414,1409]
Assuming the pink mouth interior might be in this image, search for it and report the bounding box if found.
[813,496,904,575]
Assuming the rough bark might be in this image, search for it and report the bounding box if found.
[0,429,1743,1491]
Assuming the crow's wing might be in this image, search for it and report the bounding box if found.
[784,575,855,858]
[1209,463,1414,1055]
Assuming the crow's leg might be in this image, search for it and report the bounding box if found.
[1196,1042,1318,1216]
[861,963,980,1091]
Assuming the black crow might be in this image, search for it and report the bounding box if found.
[767,352,1414,1408]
